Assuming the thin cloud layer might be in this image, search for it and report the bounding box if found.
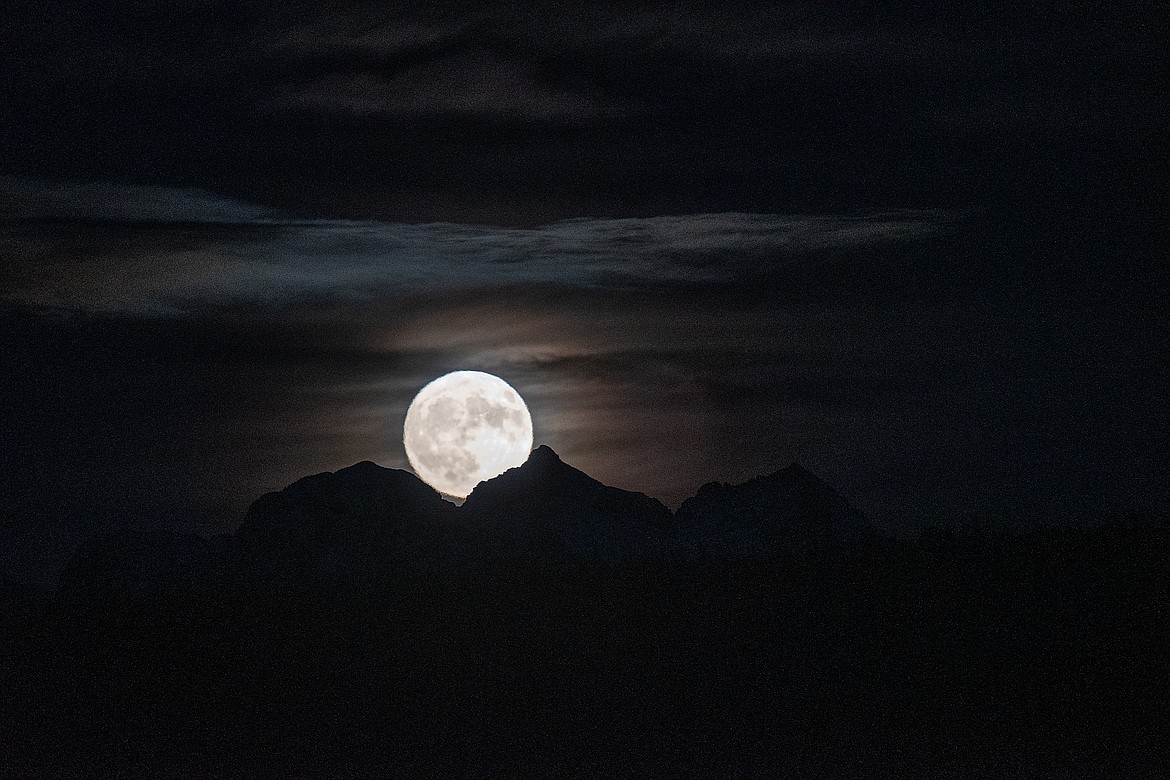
[0,176,277,224]
[1,178,948,316]
[265,54,634,123]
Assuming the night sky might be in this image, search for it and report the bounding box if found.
[1,1,1165,587]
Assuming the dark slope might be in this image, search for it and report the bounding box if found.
[234,461,456,585]
[676,463,874,559]
[460,445,674,565]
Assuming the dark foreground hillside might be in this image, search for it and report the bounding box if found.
[1,524,1167,778]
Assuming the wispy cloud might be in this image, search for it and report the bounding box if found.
[264,53,633,123]
[0,178,949,316]
[0,176,277,224]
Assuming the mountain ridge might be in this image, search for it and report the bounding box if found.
[60,446,872,596]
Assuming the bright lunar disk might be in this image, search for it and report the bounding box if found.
[403,371,534,498]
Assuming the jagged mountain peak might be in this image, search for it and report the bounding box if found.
[462,445,596,504]
[460,445,672,564]
[528,444,561,463]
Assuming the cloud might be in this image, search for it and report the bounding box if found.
[265,52,632,123]
[252,6,882,125]
[0,175,277,224]
[257,5,844,65]
[0,178,949,316]
[4,1,1156,222]
[262,12,483,62]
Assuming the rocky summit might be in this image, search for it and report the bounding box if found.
[460,445,674,565]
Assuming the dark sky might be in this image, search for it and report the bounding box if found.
[1,1,1165,586]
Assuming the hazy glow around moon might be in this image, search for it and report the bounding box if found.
[403,370,534,498]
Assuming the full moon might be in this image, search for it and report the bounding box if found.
[403,370,534,498]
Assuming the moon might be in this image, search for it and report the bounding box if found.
[403,370,534,498]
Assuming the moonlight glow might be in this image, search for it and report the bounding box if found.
[403,371,534,498]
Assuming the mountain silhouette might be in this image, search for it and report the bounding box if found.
[59,448,871,594]
[459,445,673,565]
[675,463,873,560]
[234,460,456,587]
[20,467,1168,776]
